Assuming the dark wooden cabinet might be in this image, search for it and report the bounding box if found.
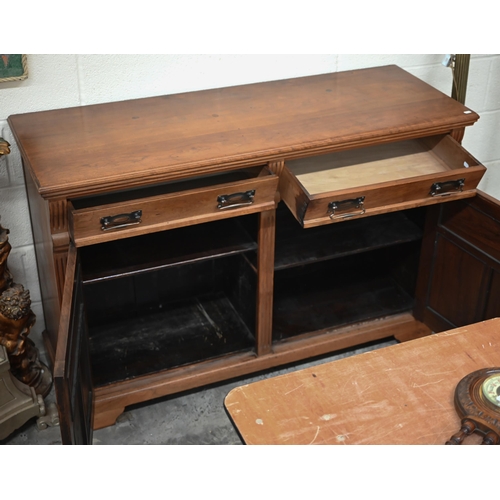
[415,192,500,332]
[8,65,498,444]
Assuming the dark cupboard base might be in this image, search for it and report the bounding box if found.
[273,270,415,341]
[88,291,255,387]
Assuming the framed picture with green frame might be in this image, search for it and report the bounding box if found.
[0,55,28,82]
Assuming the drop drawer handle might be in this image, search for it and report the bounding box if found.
[328,197,365,219]
[217,190,255,210]
[430,179,465,197]
[100,210,142,231]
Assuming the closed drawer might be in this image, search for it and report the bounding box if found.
[280,135,486,228]
[70,166,278,246]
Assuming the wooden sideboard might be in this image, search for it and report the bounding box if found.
[8,65,500,444]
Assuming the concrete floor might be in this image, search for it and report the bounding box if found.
[3,339,395,445]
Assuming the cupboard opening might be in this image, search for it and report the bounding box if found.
[77,216,259,388]
[271,202,426,341]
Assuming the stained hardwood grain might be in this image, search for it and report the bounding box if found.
[8,66,478,199]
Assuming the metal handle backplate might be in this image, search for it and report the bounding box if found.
[100,210,142,231]
[430,179,465,197]
[217,190,255,210]
[328,197,366,219]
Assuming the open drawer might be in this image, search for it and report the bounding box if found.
[69,166,278,246]
[280,134,486,228]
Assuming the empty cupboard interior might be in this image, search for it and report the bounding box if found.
[75,199,428,392]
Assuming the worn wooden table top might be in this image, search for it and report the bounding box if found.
[225,318,500,445]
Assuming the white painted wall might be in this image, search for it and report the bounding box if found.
[1,54,499,343]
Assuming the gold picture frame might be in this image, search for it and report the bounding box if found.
[0,54,28,82]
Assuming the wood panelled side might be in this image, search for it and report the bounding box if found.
[416,192,500,332]
[485,270,500,320]
[440,195,500,262]
[22,162,62,365]
[427,234,489,326]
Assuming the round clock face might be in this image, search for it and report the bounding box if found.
[482,374,500,408]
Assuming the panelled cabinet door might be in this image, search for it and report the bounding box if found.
[53,244,94,445]
[416,191,500,333]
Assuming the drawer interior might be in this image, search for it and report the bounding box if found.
[71,166,269,209]
[79,217,258,387]
[286,135,479,196]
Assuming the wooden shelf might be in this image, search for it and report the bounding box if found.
[80,217,257,283]
[256,206,423,271]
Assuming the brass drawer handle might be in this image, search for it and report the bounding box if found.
[100,210,142,231]
[217,190,255,210]
[430,179,465,197]
[328,197,365,219]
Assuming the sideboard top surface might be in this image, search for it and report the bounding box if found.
[8,65,478,199]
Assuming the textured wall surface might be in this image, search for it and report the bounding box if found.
[1,54,499,340]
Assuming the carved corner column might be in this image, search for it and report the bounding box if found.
[253,160,283,356]
[268,159,285,204]
[49,198,70,303]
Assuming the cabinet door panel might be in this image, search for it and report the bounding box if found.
[427,234,489,326]
[53,245,94,445]
[417,191,500,332]
[485,270,500,320]
[440,196,500,261]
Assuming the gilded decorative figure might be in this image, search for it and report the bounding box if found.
[0,284,53,397]
[0,223,52,397]
[0,224,13,291]
[0,137,10,156]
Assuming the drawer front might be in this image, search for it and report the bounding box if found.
[303,169,484,227]
[71,172,278,246]
[281,135,486,228]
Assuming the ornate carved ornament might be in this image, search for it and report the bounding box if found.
[0,137,10,156]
